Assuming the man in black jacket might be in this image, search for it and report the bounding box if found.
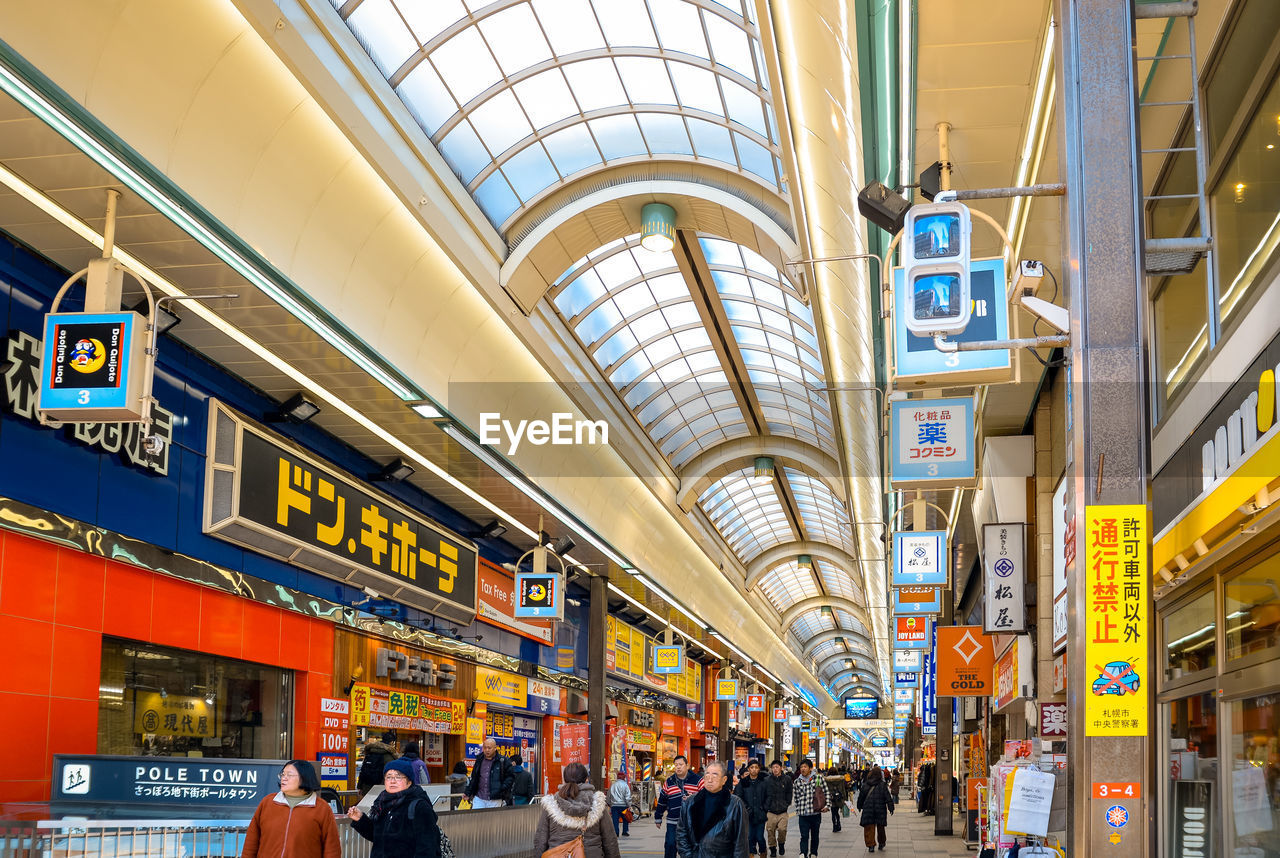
[464,737,514,808]
[677,762,748,858]
[656,755,704,858]
[734,759,769,858]
[762,760,793,857]
[356,731,397,795]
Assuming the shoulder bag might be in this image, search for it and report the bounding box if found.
[813,781,827,814]
[542,809,589,858]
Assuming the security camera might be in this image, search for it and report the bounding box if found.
[502,562,518,573]
[362,586,380,599]
[143,435,166,456]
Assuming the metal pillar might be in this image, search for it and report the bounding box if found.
[588,573,608,785]
[1056,1,1151,856]
[717,660,731,768]
[772,693,784,763]
[934,591,954,835]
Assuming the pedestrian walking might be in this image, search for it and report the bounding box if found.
[357,732,398,795]
[655,754,704,858]
[733,759,768,857]
[445,761,468,795]
[346,759,442,858]
[511,755,536,805]
[889,769,902,801]
[399,741,430,787]
[533,761,620,858]
[676,761,748,858]
[823,767,846,833]
[464,737,514,808]
[791,759,826,858]
[855,767,895,853]
[762,760,792,857]
[609,770,633,836]
[242,760,340,858]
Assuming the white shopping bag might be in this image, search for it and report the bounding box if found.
[1003,768,1056,838]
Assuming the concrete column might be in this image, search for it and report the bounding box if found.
[1055,0,1151,855]
[588,573,608,785]
[934,593,954,835]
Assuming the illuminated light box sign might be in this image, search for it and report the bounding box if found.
[892,258,1011,386]
[894,650,924,672]
[893,531,949,587]
[746,694,765,711]
[652,644,685,675]
[788,715,802,728]
[894,617,932,650]
[514,571,562,619]
[715,678,739,700]
[39,311,149,421]
[202,400,478,624]
[894,672,919,688]
[890,396,977,489]
[893,585,943,616]
[844,698,879,719]
[773,708,789,722]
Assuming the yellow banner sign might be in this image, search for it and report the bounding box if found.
[475,665,528,707]
[133,692,217,738]
[715,678,739,700]
[1084,505,1148,736]
[349,683,465,734]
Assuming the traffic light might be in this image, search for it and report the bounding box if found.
[902,201,972,336]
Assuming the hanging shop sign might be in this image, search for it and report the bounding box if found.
[982,523,1026,632]
[746,694,765,711]
[893,649,924,672]
[894,616,932,649]
[921,645,937,736]
[1040,702,1067,738]
[514,570,562,619]
[605,615,702,703]
[788,714,802,728]
[475,666,530,708]
[893,688,914,705]
[350,683,465,734]
[39,311,149,421]
[995,637,1033,711]
[715,678,740,700]
[477,562,554,644]
[1084,505,1148,736]
[527,679,562,716]
[132,692,217,739]
[772,708,788,722]
[1051,477,1070,653]
[892,530,949,587]
[889,395,978,489]
[894,672,918,688]
[892,258,1012,386]
[935,626,995,696]
[652,644,685,675]
[1052,653,1067,695]
[316,697,350,757]
[53,755,280,812]
[893,585,943,615]
[4,330,173,475]
[202,401,478,624]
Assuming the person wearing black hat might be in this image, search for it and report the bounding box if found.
[348,759,442,857]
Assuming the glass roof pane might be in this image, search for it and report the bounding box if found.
[758,559,820,613]
[810,639,843,662]
[817,559,860,600]
[437,121,491,184]
[698,468,795,559]
[478,5,553,76]
[472,173,520,224]
[348,0,417,77]
[336,0,782,227]
[785,467,855,554]
[502,145,560,200]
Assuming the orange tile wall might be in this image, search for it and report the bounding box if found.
[0,531,333,803]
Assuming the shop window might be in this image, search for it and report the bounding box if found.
[98,637,293,759]
[1225,557,1280,662]
[1204,0,1280,159]
[1152,259,1210,407]
[1229,692,1280,853]
[1169,692,1220,853]
[1165,589,1217,682]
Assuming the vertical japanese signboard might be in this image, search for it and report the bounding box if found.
[982,523,1026,632]
[1084,505,1148,736]
[892,531,949,587]
[889,396,978,488]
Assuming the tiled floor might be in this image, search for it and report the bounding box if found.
[617,803,973,858]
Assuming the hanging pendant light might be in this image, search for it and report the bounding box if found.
[640,202,677,253]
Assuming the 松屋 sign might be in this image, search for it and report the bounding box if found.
[982,523,1026,632]
[1084,505,1148,736]
[893,531,949,587]
[890,396,977,488]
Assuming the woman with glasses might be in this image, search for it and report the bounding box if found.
[348,759,441,858]
[241,760,340,858]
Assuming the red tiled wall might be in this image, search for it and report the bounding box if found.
[0,531,333,803]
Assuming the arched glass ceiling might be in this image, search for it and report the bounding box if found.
[785,468,854,553]
[700,238,835,454]
[816,559,861,601]
[789,608,835,645]
[334,0,784,229]
[757,559,820,613]
[700,468,792,559]
[809,638,845,663]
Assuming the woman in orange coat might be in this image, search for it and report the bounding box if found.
[241,760,341,858]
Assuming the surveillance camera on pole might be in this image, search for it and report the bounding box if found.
[902,200,973,337]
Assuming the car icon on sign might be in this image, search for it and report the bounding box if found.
[1092,661,1140,696]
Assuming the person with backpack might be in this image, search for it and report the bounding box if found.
[510,755,536,806]
[733,759,769,858]
[399,741,430,787]
[791,759,826,858]
[357,732,398,795]
[823,767,847,833]
[855,767,894,853]
[347,759,442,858]
[533,761,620,858]
[655,754,704,858]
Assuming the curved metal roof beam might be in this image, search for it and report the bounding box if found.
[827,669,882,690]
[780,596,873,633]
[815,652,877,678]
[833,681,881,700]
[745,541,860,590]
[802,628,876,658]
[677,436,845,512]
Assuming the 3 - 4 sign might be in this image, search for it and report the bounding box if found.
[1093,783,1141,799]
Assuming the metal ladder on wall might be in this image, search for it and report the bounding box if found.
[1134,0,1215,334]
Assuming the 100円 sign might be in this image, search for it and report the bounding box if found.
[202,400,478,624]
[1084,505,1148,736]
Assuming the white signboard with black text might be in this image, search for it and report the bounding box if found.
[983,523,1026,633]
